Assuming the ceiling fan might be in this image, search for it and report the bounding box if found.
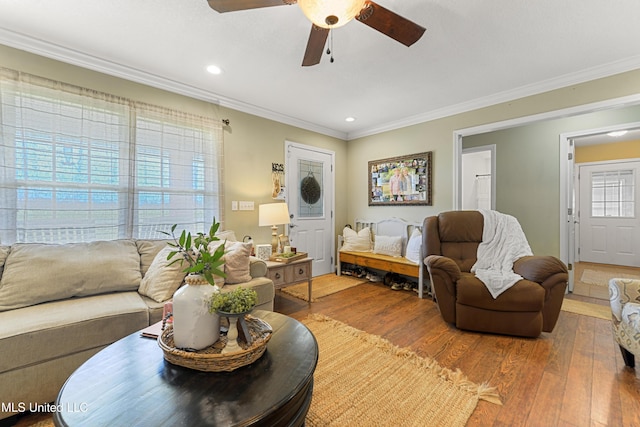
[206,0,426,66]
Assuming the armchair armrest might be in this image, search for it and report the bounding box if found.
[425,255,461,283]
[514,256,568,333]
[513,256,567,284]
[425,255,461,324]
[609,278,640,321]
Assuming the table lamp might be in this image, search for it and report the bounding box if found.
[258,203,291,253]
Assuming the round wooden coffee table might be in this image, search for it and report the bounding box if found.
[54,311,318,427]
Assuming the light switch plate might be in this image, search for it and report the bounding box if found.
[239,201,254,211]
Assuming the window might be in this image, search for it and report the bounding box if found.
[0,68,223,244]
[591,169,635,218]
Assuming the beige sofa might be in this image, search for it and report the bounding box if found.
[0,236,274,422]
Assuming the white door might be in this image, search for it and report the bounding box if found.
[578,160,640,267]
[285,141,335,276]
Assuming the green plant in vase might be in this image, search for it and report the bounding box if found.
[161,218,226,287]
[210,287,258,353]
[209,287,258,314]
[160,218,227,351]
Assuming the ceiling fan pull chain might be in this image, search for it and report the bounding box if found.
[328,29,334,63]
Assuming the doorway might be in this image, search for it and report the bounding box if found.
[284,141,335,276]
[461,145,495,210]
[565,123,640,295]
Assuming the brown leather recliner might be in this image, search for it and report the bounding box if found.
[423,211,568,338]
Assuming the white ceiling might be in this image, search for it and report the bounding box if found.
[2,0,640,140]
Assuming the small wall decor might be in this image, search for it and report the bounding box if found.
[368,152,432,206]
[272,163,286,200]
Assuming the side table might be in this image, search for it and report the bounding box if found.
[265,257,313,302]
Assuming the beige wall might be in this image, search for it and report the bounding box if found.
[4,43,640,258]
[575,140,640,163]
[348,72,640,257]
[0,44,348,245]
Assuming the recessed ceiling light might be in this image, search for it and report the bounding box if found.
[607,130,628,137]
[345,117,356,122]
[206,65,222,75]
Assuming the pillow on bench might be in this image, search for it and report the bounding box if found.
[373,235,403,257]
[340,227,372,252]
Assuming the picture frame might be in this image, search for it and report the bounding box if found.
[368,151,432,206]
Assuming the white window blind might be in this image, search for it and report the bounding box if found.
[0,68,223,244]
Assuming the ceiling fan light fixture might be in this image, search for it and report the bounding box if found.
[298,0,367,29]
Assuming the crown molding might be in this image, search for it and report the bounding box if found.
[346,54,640,140]
[3,27,640,142]
[0,28,348,140]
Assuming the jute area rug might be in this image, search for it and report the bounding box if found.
[560,298,610,321]
[302,314,501,427]
[280,273,367,302]
[580,269,640,287]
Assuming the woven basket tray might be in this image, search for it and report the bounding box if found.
[158,315,273,372]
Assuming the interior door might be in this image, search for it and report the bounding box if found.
[285,142,335,276]
[578,160,640,267]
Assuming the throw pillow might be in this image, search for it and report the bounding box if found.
[373,235,403,257]
[223,241,253,284]
[404,228,422,264]
[208,241,227,287]
[215,230,237,242]
[138,246,188,303]
[340,227,372,252]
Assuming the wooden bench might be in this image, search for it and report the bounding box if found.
[337,217,429,298]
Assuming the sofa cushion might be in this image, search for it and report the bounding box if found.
[0,292,149,374]
[138,246,187,302]
[136,239,172,277]
[224,241,253,284]
[0,246,9,278]
[0,240,142,311]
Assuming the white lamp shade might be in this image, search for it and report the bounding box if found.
[259,203,291,227]
[298,0,367,29]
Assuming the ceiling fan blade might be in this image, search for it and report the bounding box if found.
[356,1,425,47]
[302,25,329,67]
[207,0,295,13]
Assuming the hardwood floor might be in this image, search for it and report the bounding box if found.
[276,280,640,427]
[12,275,640,427]
[573,261,640,300]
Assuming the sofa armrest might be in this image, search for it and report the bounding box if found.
[249,256,267,278]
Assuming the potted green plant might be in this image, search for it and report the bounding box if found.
[160,218,227,350]
[209,287,258,315]
[209,287,258,354]
[161,218,226,287]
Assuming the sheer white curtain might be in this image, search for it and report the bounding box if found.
[0,68,223,244]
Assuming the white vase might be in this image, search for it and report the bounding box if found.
[172,274,220,350]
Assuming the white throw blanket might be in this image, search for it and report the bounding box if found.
[471,210,533,298]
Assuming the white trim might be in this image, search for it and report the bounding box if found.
[4,27,640,141]
[454,98,640,290]
[0,28,347,141]
[284,140,336,274]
